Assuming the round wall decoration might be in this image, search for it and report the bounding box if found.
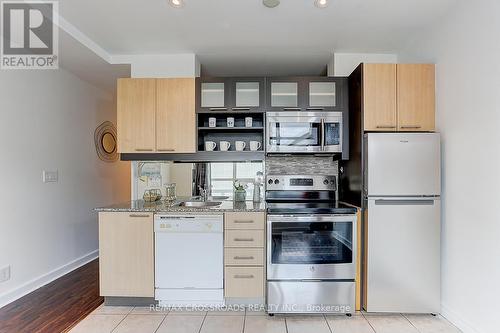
[94,121,118,162]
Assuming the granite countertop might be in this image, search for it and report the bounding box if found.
[95,197,266,213]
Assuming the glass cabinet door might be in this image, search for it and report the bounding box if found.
[201,82,225,108]
[235,82,260,107]
[309,82,336,108]
[271,221,353,265]
[271,82,298,108]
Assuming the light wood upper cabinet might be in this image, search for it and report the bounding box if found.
[99,212,154,297]
[117,78,196,154]
[362,63,435,132]
[397,64,436,131]
[117,78,156,153]
[363,64,397,131]
[156,78,196,153]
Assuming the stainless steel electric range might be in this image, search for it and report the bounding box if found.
[265,174,357,314]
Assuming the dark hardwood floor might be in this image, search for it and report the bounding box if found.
[0,259,103,333]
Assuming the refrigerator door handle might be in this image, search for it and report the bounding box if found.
[374,199,435,206]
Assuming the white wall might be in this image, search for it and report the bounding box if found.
[113,54,200,78]
[330,53,398,76]
[399,1,500,332]
[0,68,130,307]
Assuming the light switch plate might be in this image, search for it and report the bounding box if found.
[43,170,58,183]
[0,265,10,283]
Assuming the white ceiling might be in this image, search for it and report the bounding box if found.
[60,0,457,76]
[60,30,130,93]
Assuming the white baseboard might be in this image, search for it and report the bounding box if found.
[0,250,99,308]
[441,303,482,333]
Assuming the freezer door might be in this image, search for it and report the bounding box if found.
[366,197,441,313]
[366,133,441,196]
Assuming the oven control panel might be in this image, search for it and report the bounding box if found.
[266,175,336,191]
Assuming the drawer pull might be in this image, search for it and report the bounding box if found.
[209,107,228,111]
[376,125,396,129]
[232,107,250,111]
[129,214,150,218]
[234,256,254,260]
[157,148,175,152]
[233,220,254,224]
[135,148,153,152]
[234,274,254,279]
[234,238,254,242]
[401,125,422,129]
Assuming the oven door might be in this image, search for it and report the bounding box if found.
[267,215,356,280]
[267,112,323,153]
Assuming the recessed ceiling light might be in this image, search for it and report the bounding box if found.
[169,0,184,8]
[263,0,280,8]
[314,0,329,8]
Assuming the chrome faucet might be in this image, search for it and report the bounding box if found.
[198,186,209,201]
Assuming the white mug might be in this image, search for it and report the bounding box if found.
[220,141,231,151]
[245,117,253,128]
[227,117,235,128]
[205,141,216,151]
[235,141,246,151]
[249,141,261,151]
[208,117,216,128]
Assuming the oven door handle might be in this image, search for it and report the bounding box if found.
[267,215,356,223]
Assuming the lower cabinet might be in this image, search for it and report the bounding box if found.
[98,212,154,297]
[225,267,264,298]
[224,212,265,299]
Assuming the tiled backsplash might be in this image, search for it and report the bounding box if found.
[265,156,339,176]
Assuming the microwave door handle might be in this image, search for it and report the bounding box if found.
[320,119,325,150]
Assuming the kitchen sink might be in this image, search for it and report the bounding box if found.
[190,196,229,201]
[178,201,222,208]
[209,196,229,200]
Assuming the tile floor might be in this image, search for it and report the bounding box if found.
[69,305,463,333]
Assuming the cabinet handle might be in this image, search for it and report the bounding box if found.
[375,126,396,129]
[233,220,254,224]
[234,256,255,260]
[283,107,301,111]
[135,148,153,152]
[400,125,422,129]
[234,274,254,279]
[209,107,227,111]
[306,107,324,111]
[158,149,175,152]
[232,107,250,111]
[234,238,254,242]
[129,214,150,218]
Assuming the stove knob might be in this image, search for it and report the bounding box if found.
[323,179,329,185]
[268,179,273,185]
[274,179,280,185]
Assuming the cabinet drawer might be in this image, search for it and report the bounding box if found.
[225,230,264,247]
[225,267,264,298]
[225,212,265,230]
[225,248,264,266]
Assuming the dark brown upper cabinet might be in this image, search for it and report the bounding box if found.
[266,76,347,112]
[197,77,266,112]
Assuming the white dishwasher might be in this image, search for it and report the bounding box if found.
[154,214,224,307]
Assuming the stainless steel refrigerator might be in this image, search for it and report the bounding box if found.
[364,133,441,313]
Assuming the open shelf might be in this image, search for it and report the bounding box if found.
[198,127,264,131]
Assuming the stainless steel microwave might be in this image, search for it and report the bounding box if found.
[266,112,343,153]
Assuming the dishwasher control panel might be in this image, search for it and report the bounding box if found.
[154,215,223,233]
